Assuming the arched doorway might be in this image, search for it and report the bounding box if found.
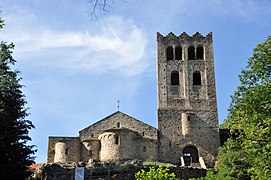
[182,146,199,166]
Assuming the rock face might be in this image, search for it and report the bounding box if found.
[47,32,220,168]
[156,32,220,167]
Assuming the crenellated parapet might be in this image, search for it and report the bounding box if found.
[157,32,212,43]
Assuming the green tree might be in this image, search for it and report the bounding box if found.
[135,166,179,180]
[215,35,271,179]
[0,18,36,179]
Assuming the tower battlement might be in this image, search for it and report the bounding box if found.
[157,32,213,42]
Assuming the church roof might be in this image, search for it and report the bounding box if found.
[79,111,156,133]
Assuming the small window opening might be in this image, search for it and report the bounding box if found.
[143,146,146,152]
[196,46,204,60]
[169,141,172,147]
[166,46,173,60]
[88,150,93,157]
[115,135,119,145]
[188,46,195,60]
[91,133,94,138]
[171,71,179,85]
[142,132,145,136]
[117,122,120,128]
[65,148,69,156]
[175,46,182,60]
[193,71,201,85]
[187,116,190,122]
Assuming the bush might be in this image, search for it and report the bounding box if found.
[135,166,179,180]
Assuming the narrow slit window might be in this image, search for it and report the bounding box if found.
[166,46,173,60]
[171,71,179,85]
[115,135,119,145]
[143,146,146,152]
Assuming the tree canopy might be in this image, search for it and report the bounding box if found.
[0,17,36,179]
[211,36,271,179]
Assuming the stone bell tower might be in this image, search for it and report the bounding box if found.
[157,32,220,167]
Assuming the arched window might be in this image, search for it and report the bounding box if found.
[175,46,182,60]
[196,46,204,60]
[193,71,201,85]
[166,46,173,60]
[183,146,199,163]
[171,71,179,85]
[116,122,120,128]
[188,46,195,60]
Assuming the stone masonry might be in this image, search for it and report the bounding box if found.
[157,32,220,167]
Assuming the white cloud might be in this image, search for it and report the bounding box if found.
[0,14,148,76]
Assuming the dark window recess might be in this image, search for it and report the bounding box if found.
[142,132,145,136]
[193,71,201,85]
[187,116,190,121]
[175,46,182,60]
[171,71,179,85]
[143,146,146,152]
[117,122,120,128]
[115,135,119,145]
[166,46,173,60]
[188,46,195,60]
[196,46,204,59]
[88,150,93,157]
[65,148,69,156]
[169,141,172,147]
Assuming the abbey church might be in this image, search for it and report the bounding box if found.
[47,32,220,168]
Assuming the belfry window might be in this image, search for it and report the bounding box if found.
[166,46,173,60]
[116,122,120,128]
[171,71,179,85]
[175,46,182,60]
[188,46,195,60]
[193,71,201,85]
[196,46,204,60]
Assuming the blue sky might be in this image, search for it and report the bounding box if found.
[0,0,270,163]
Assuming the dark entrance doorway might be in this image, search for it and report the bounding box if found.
[182,146,199,166]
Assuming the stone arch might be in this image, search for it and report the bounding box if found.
[193,71,201,85]
[188,46,195,60]
[171,71,179,85]
[166,46,173,60]
[175,46,182,60]
[183,145,199,164]
[196,46,204,60]
[116,122,120,128]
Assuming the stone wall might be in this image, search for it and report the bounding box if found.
[98,128,157,162]
[47,137,81,163]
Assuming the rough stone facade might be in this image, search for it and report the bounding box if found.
[47,32,220,168]
[157,32,220,167]
[47,111,157,164]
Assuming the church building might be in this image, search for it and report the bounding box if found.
[47,32,220,168]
